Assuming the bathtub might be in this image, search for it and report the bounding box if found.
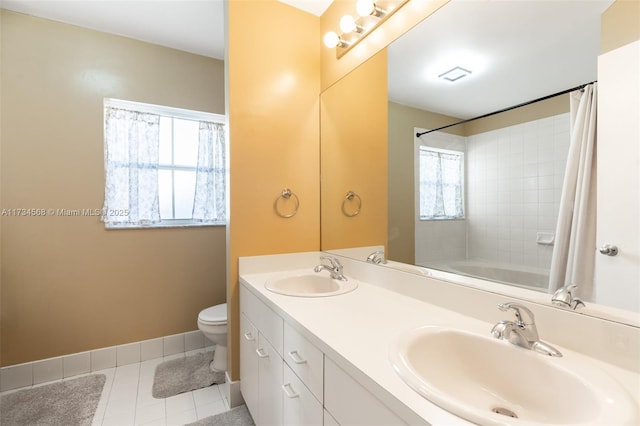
[419,259,550,292]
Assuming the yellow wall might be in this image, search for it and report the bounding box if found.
[601,0,640,53]
[465,95,570,135]
[320,51,388,250]
[0,10,227,366]
[387,102,464,263]
[227,0,321,380]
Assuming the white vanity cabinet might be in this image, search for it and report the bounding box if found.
[240,281,406,426]
[240,285,283,425]
[239,312,259,420]
[325,357,407,426]
[240,284,323,426]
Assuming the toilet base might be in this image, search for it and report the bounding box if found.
[210,344,227,372]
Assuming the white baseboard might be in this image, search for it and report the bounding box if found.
[0,330,213,392]
[222,371,245,408]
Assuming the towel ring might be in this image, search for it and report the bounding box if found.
[274,188,299,218]
[342,191,361,217]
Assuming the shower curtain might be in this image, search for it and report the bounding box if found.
[548,83,597,300]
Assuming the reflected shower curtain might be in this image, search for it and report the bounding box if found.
[548,83,597,300]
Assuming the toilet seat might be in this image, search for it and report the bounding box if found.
[198,303,227,325]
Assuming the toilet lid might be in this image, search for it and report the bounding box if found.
[199,303,227,324]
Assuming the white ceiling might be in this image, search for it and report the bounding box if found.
[0,0,226,59]
[388,0,614,119]
[1,0,614,119]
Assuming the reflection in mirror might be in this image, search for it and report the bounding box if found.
[386,0,613,301]
[328,0,640,322]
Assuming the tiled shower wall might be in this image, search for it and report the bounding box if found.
[415,113,570,271]
[466,113,570,269]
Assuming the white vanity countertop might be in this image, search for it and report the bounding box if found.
[239,262,640,425]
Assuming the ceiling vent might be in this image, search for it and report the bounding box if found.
[438,66,472,82]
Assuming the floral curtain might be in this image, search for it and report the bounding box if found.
[192,122,226,223]
[103,107,161,227]
[419,147,464,220]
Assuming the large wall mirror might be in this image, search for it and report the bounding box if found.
[323,0,640,324]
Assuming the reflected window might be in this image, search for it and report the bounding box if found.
[419,147,465,220]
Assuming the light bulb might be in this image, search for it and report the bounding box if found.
[323,31,340,48]
[356,0,375,17]
[339,14,357,33]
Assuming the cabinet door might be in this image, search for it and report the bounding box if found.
[283,363,323,426]
[240,313,259,421]
[325,357,406,425]
[257,333,283,426]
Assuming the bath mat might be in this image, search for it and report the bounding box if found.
[184,404,254,426]
[152,351,225,399]
[0,374,106,426]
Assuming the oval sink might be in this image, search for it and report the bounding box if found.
[390,326,639,426]
[265,273,358,297]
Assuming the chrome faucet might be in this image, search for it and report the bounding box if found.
[314,256,347,281]
[366,250,387,265]
[551,284,585,310]
[491,302,562,357]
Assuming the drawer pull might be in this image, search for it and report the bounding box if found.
[282,383,299,398]
[287,350,307,364]
[256,348,269,358]
[243,332,255,341]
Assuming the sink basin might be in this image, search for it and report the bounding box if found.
[265,273,358,297]
[390,326,638,426]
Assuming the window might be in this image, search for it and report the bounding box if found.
[418,146,465,220]
[102,99,226,228]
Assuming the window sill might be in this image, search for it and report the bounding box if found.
[105,220,225,230]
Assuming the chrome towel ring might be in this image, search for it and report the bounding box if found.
[274,188,299,218]
[342,191,361,217]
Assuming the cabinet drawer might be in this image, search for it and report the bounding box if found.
[284,322,324,402]
[283,363,323,426]
[240,284,261,324]
[240,283,283,356]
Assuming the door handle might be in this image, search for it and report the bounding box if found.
[599,244,618,256]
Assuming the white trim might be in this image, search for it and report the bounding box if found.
[222,372,245,409]
[104,98,225,123]
[418,145,464,156]
[0,330,215,392]
[106,220,224,230]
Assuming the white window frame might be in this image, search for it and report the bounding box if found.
[103,98,226,229]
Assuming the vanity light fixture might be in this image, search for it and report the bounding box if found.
[324,0,409,59]
[356,0,386,18]
[339,14,363,34]
[438,66,473,82]
[323,31,349,48]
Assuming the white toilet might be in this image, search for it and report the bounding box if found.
[197,303,227,372]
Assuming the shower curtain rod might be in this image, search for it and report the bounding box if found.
[415,81,597,138]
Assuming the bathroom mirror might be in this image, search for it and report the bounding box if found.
[323,0,640,323]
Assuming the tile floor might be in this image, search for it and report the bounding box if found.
[1,347,231,426]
